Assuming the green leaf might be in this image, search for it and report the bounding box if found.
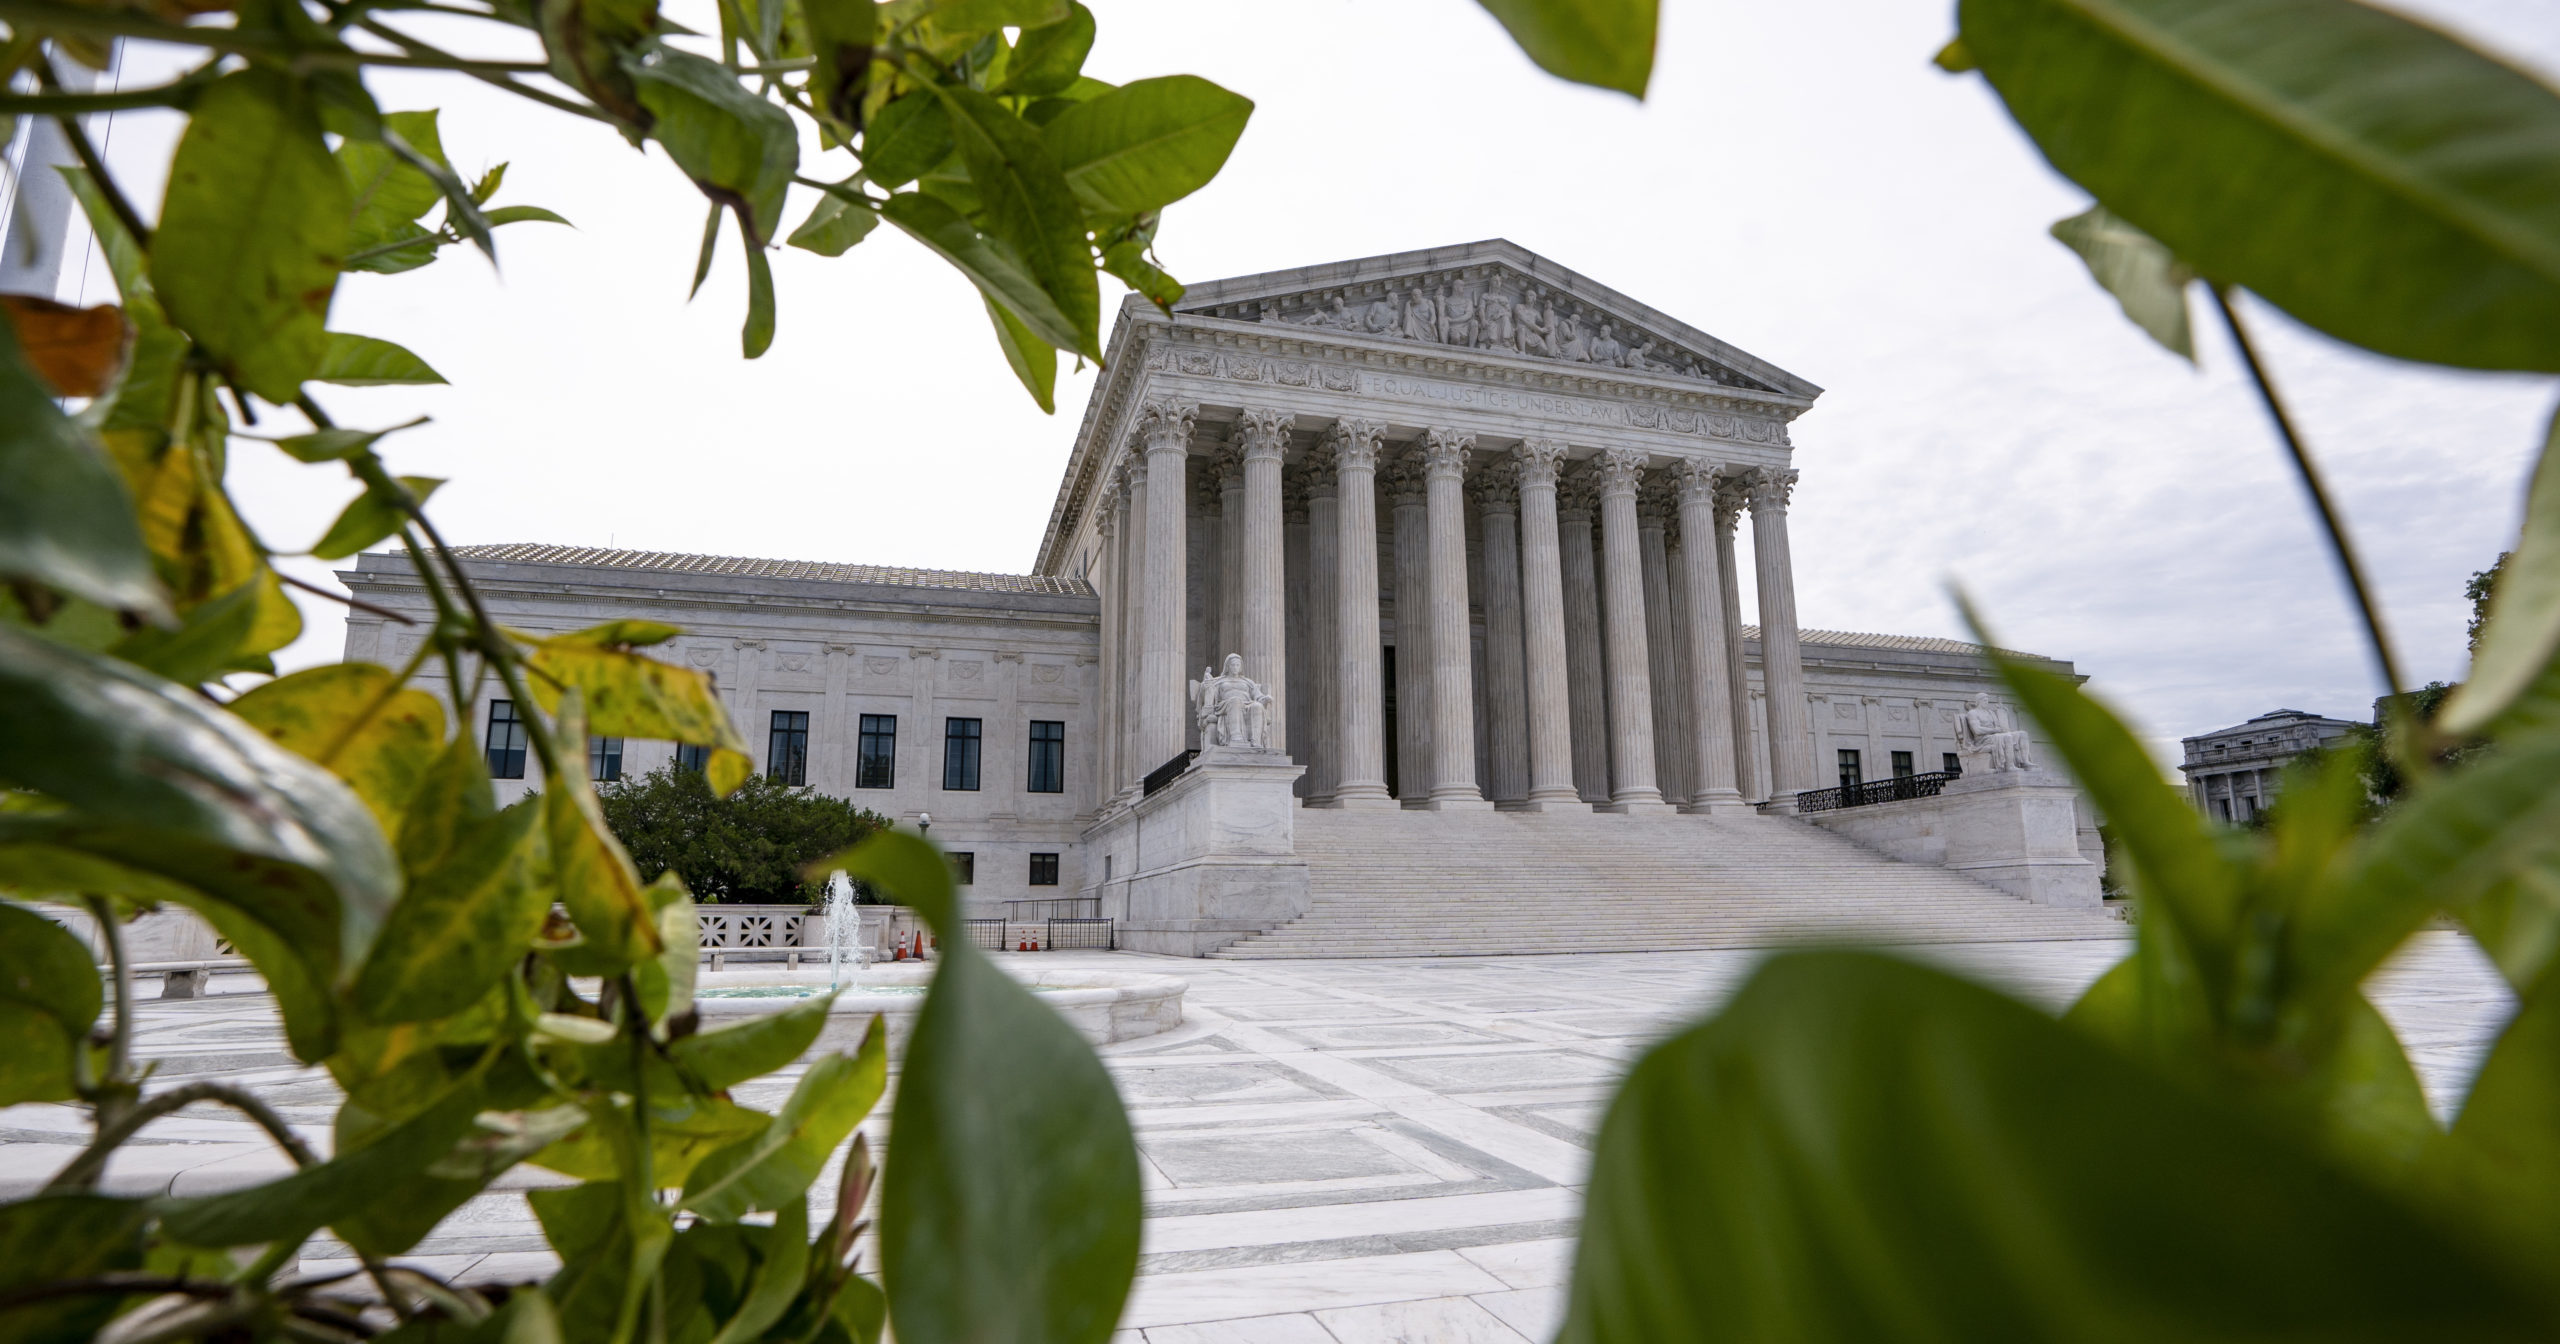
[631,873,698,1025]
[315,332,447,386]
[804,0,876,132]
[0,625,397,975]
[879,191,1082,358]
[628,46,799,246]
[0,1194,148,1344]
[1933,36,1977,72]
[856,833,1139,1344]
[2049,203,2195,360]
[0,902,102,1106]
[930,85,1099,358]
[1042,74,1253,219]
[708,1199,810,1344]
[683,1018,886,1221]
[982,296,1056,414]
[666,990,837,1090]
[105,576,261,685]
[859,94,953,189]
[486,204,573,228]
[341,108,448,259]
[742,234,776,358]
[547,618,684,648]
[531,1181,652,1344]
[527,637,753,790]
[274,417,429,464]
[546,692,664,972]
[1557,950,2560,1343]
[313,475,444,560]
[538,1095,769,1187]
[2344,729,2560,986]
[356,800,545,1022]
[230,662,448,838]
[911,0,1064,40]
[1954,0,2560,373]
[995,2,1093,97]
[151,67,350,403]
[1100,238,1182,312]
[1470,0,1655,98]
[788,192,880,257]
[2443,961,2560,1268]
[2446,408,2560,735]
[0,308,164,615]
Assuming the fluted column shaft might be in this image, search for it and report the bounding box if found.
[1677,464,1745,809]
[1558,484,1610,804]
[1238,410,1289,752]
[1420,430,1488,807]
[1305,472,1341,803]
[1390,460,1431,801]
[1120,462,1148,794]
[1137,401,1196,773]
[1751,468,1816,801]
[1328,422,1394,807]
[1596,450,1668,810]
[1713,482,1761,802]
[1097,496,1123,804]
[1513,443,1580,807]
[1474,471,1529,805]
[1218,451,1245,670]
[1638,510,1685,807]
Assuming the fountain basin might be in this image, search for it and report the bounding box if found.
[688,964,1187,1059]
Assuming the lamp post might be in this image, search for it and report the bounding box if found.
[917,811,932,837]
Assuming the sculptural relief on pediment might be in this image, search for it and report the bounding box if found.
[1180,265,1777,393]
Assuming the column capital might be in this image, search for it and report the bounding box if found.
[1469,465,1520,514]
[1556,464,1600,521]
[1675,458,1722,507]
[1385,447,1431,507]
[1747,466,1799,514]
[1595,448,1649,500]
[1214,440,1247,490]
[1097,498,1120,539]
[1323,417,1386,472]
[1513,438,1569,488]
[1712,468,1751,535]
[1115,453,1146,500]
[1236,406,1292,464]
[1294,455,1339,498]
[1636,473,1678,525]
[1421,427,1475,479]
[1280,463,1314,520]
[1134,396,1198,452]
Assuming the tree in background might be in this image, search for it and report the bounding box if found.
[2471,552,2510,655]
[599,766,888,903]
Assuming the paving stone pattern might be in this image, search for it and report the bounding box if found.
[0,935,2514,1341]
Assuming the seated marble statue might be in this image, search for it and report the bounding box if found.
[1954,691,2036,773]
[1190,653,1273,750]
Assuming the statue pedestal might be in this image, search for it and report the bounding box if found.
[1803,768,2101,907]
[1088,747,1311,957]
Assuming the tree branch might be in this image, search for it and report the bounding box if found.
[47,1080,317,1193]
[277,570,418,625]
[0,0,551,73]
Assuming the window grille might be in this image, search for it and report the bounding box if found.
[590,735,625,782]
[486,700,528,779]
[1028,852,1060,886]
[857,714,897,788]
[1836,748,1863,791]
[676,743,710,772]
[1027,720,1065,793]
[769,710,810,786]
[1891,750,1913,780]
[943,717,982,791]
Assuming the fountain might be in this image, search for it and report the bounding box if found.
[822,869,871,988]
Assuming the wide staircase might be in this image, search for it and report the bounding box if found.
[1211,807,2126,959]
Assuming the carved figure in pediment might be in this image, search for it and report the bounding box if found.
[1441,285,1477,347]
[1515,295,1552,356]
[1629,336,1668,371]
[1480,285,1515,350]
[1555,312,1589,362]
[1298,294,1360,331]
[1589,321,1627,369]
[1361,296,1398,334]
[1402,291,1438,343]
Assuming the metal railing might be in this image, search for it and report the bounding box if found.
[1045,918,1116,951]
[963,918,1010,952]
[1796,770,1960,813]
[1142,749,1198,797]
[1007,897,1101,921]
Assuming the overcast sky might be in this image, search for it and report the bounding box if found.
[69,0,2560,761]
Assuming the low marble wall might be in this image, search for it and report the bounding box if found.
[1805,771,2103,907]
[1086,750,1310,956]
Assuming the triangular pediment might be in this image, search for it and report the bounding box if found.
[1172,239,1819,400]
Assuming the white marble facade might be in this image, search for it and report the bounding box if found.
[337,241,2084,912]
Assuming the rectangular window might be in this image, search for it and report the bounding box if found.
[1943,752,1962,776]
[485,700,528,779]
[1836,749,1862,791]
[1891,750,1914,780]
[950,852,975,885]
[2215,798,2233,821]
[1028,852,1060,886]
[1027,720,1065,793]
[768,710,810,786]
[675,743,710,773]
[943,717,982,791]
[857,715,897,789]
[590,735,625,782]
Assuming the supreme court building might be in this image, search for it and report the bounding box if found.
[341,241,2087,933]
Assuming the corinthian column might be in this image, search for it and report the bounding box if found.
[1418,429,1488,808]
[1637,483,1687,807]
[1512,441,1580,809]
[1750,467,1817,803]
[1472,464,1529,806]
[1237,408,1289,752]
[1595,449,1669,812]
[1118,458,1147,797]
[1136,398,1196,773]
[1713,474,1761,802]
[1096,488,1123,805]
[1388,449,1432,802]
[1557,469,1610,804]
[1327,420,1395,808]
[1302,459,1341,804]
[1677,462,1746,811]
[1217,443,1246,671]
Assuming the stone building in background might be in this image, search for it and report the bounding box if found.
[2177,708,2361,821]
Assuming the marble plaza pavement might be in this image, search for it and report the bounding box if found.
[0,934,2516,1343]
